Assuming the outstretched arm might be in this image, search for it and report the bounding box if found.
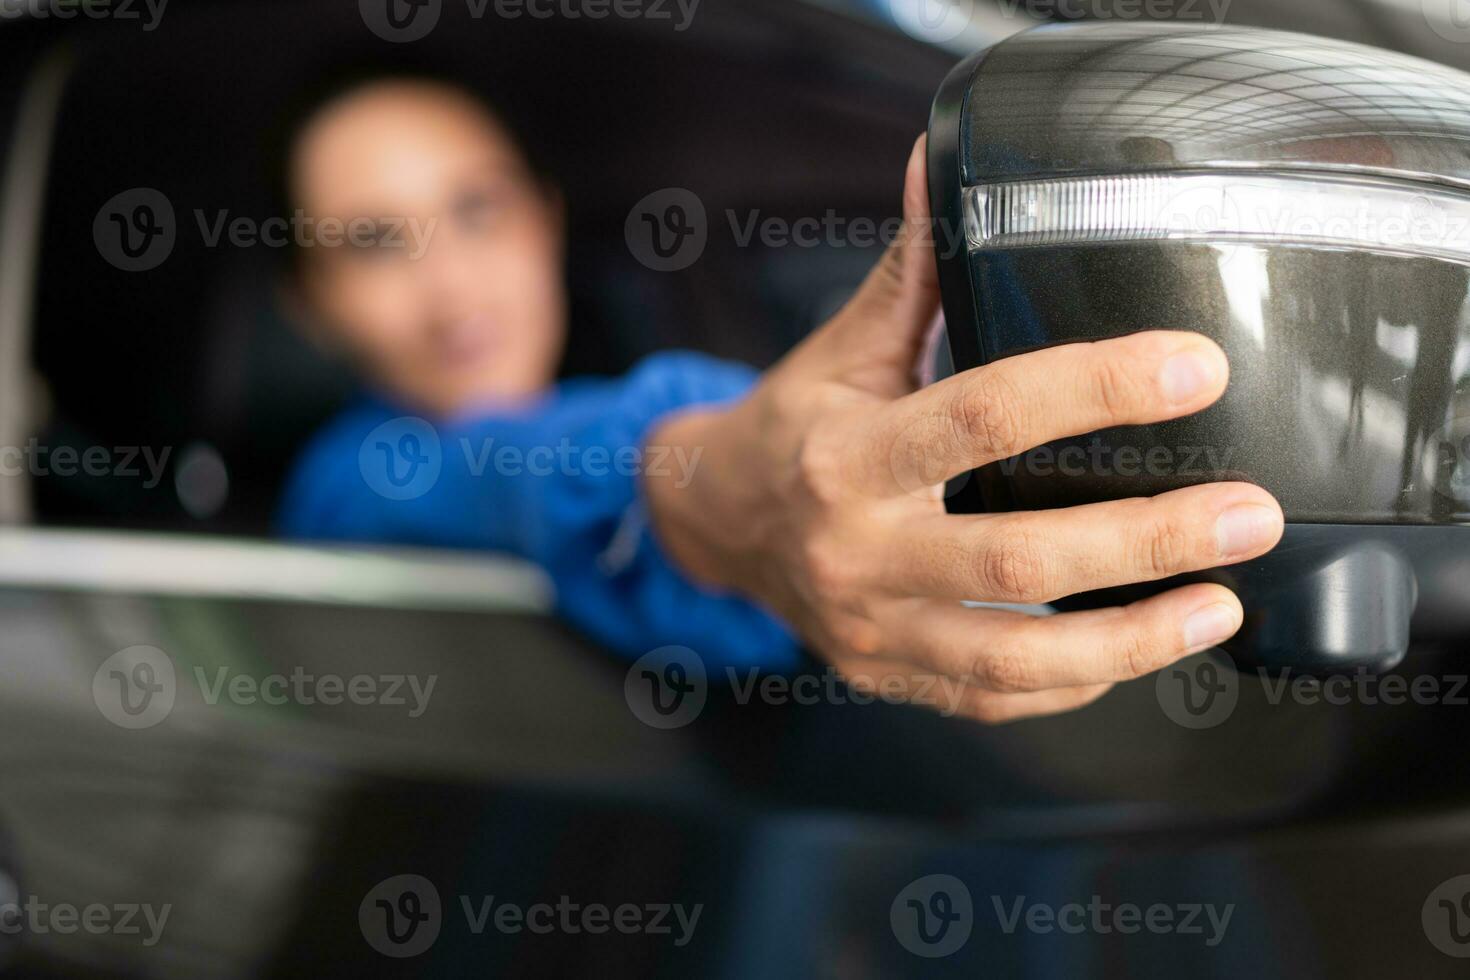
[643,136,1284,724]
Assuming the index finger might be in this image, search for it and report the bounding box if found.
[869,330,1230,497]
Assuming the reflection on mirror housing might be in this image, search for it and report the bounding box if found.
[927,22,1470,673]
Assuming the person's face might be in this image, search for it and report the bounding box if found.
[291,81,566,416]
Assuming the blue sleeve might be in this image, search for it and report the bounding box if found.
[277,351,801,673]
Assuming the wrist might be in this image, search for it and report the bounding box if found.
[643,401,760,593]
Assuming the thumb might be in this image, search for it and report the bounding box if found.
[822,135,944,388]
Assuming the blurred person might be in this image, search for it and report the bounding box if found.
[275,72,796,666]
[278,74,1285,723]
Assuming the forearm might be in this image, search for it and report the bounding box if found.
[643,399,772,598]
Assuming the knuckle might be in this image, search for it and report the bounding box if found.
[1139,515,1196,578]
[977,528,1052,603]
[1093,352,1148,421]
[831,618,883,658]
[977,650,1037,694]
[953,376,1027,460]
[801,538,855,601]
[1112,627,1166,680]
[888,419,947,492]
[793,434,846,505]
[765,376,816,427]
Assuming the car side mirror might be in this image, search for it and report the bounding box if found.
[927,22,1470,672]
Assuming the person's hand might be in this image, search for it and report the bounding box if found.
[644,136,1284,723]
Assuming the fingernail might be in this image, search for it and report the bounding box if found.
[1183,602,1241,653]
[1159,350,1220,405]
[1215,503,1283,559]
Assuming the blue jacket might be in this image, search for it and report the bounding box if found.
[277,351,800,672]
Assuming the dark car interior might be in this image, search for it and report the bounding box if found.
[15,0,1449,533]
[25,0,946,533]
[11,0,1458,528]
[2,1,1470,977]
